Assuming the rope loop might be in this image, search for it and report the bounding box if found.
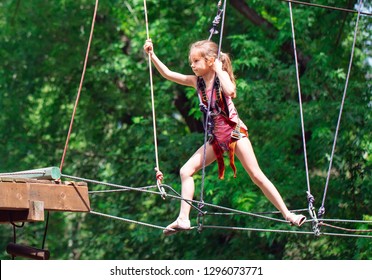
[318,206,325,219]
[157,182,167,200]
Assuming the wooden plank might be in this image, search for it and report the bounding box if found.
[28,200,45,221]
[0,181,29,209]
[0,181,90,212]
[6,243,50,260]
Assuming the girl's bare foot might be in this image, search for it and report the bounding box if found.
[163,217,191,236]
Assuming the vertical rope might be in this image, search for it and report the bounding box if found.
[198,84,214,231]
[318,0,363,218]
[288,2,320,235]
[217,0,227,59]
[51,0,99,253]
[59,0,99,173]
[288,2,311,198]
[198,0,227,232]
[288,1,318,215]
[143,0,165,198]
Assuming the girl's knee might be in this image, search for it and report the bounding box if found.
[180,165,194,180]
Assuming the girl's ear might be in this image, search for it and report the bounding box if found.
[207,57,215,66]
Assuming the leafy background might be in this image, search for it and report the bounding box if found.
[0,0,371,260]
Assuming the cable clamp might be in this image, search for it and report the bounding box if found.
[307,191,321,236]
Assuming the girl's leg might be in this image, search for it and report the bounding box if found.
[164,143,216,232]
[235,138,305,225]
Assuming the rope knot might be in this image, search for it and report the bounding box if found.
[306,191,315,205]
[318,206,325,219]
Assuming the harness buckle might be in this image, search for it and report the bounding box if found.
[231,122,242,140]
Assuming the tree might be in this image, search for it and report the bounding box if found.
[0,0,370,260]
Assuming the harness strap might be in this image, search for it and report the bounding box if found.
[198,76,222,103]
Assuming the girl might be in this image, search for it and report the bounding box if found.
[144,39,306,235]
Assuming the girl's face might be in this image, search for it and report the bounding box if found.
[189,49,213,76]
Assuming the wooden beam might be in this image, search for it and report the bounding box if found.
[0,179,90,215]
[6,243,50,260]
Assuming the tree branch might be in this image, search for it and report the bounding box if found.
[229,0,310,75]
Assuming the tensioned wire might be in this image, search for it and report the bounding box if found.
[319,0,364,218]
[61,173,372,238]
[280,0,372,16]
[287,1,311,209]
[59,0,99,173]
[87,212,372,238]
[62,172,372,225]
[50,0,100,251]
[62,173,287,223]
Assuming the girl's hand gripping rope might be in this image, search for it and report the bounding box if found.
[155,167,166,199]
[144,39,154,56]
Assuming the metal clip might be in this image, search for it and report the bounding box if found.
[307,191,321,236]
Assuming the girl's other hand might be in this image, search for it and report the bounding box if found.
[144,39,153,55]
[213,58,223,72]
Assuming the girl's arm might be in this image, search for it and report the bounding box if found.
[213,59,236,98]
[144,39,196,88]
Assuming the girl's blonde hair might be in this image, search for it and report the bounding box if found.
[189,40,235,85]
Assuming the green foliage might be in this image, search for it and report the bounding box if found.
[0,0,371,260]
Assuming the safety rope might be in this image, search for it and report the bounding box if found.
[61,173,296,224]
[143,0,166,199]
[90,210,167,231]
[280,0,372,16]
[87,212,372,239]
[62,173,204,215]
[318,218,372,224]
[202,224,372,239]
[198,81,215,232]
[217,0,227,60]
[59,0,99,173]
[319,222,372,233]
[28,0,100,259]
[318,0,363,219]
[288,1,320,236]
[198,0,227,233]
[205,208,308,216]
[62,173,372,238]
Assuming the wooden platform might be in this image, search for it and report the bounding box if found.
[0,177,90,223]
